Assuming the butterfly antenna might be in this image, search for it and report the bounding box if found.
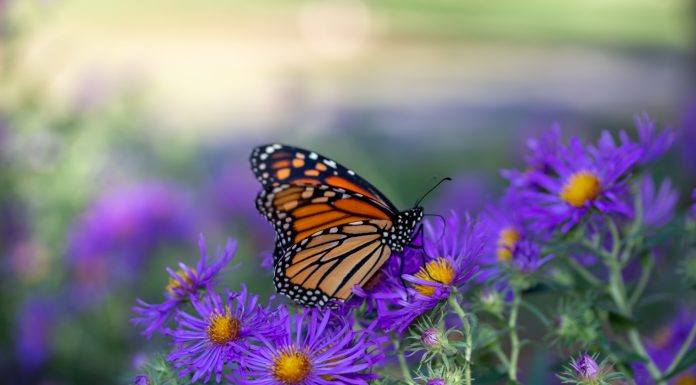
[414,177,452,207]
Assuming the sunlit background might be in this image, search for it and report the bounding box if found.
[1,0,695,383]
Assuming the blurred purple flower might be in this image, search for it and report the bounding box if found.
[66,182,196,290]
[480,194,528,277]
[378,213,482,332]
[207,164,274,249]
[132,235,237,337]
[15,296,57,371]
[621,112,675,165]
[168,287,284,383]
[511,131,641,233]
[510,240,553,274]
[133,375,150,385]
[639,176,678,228]
[427,379,446,385]
[238,309,385,384]
[631,309,696,385]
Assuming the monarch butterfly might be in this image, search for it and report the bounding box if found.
[250,144,436,307]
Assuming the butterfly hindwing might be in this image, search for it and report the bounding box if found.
[273,219,394,307]
[250,144,397,213]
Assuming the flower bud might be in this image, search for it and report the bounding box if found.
[133,375,150,385]
[420,327,444,350]
[572,354,599,379]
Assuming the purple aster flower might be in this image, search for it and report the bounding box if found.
[639,176,678,228]
[238,309,385,384]
[66,182,195,292]
[379,213,482,332]
[15,296,57,371]
[631,309,696,385]
[620,112,675,165]
[510,240,553,274]
[480,194,552,278]
[132,235,237,337]
[513,132,642,233]
[501,124,563,189]
[168,287,285,383]
[480,193,530,278]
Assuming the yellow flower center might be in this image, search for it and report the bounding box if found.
[413,258,455,296]
[560,171,601,207]
[675,373,696,385]
[165,268,197,297]
[496,227,520,262]
[206,310,241,345]
[273,346,312,384]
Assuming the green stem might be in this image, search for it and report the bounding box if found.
[392,335,413,383]
[566,255,602,287]
[449,295,472,385]
[604,219,665,385]
[508,292,521,382]
[492,343,510,369]
[665,321,696,376]
[629,257,654,306]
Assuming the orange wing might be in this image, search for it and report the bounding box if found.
[274,219,393,307]
[250,144,398,212]
[256,184,392,250]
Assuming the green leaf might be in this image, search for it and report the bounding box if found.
[663,346,696,380]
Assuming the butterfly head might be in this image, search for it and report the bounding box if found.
[390,207,424,253]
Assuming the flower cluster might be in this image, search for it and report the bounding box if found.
[131,114,696,385]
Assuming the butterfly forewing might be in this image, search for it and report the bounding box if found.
[250,144,398,213]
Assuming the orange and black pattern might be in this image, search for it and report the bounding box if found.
[250,144,423,307]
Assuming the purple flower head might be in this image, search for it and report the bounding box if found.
[427,379,446,385]
[571,353,600,379]
[238,309,386,384]
[66,182,195,291]
[501,124,563,189]
[15,296,57,371]
[639,176,678,228]
[168,287,285,383]
[378,213,482,332]
[510,240,553,274]
[512,132,642,233]
[132,235,237,337]
[620,112,675,165]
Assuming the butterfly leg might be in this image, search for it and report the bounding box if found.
[407,224,438,282]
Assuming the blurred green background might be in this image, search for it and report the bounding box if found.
[0,0,695,384]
